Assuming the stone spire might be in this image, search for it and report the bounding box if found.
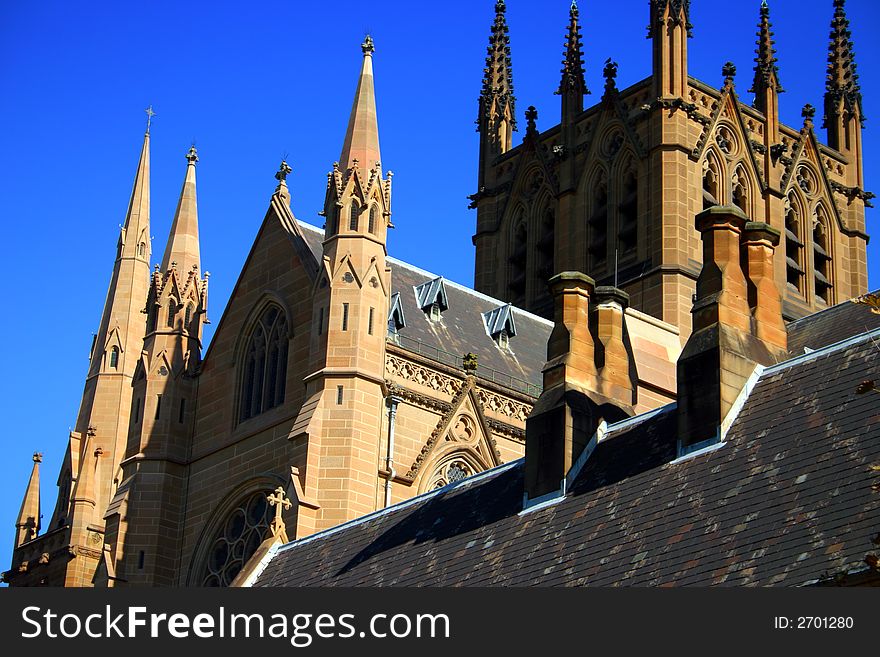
[339,36,382,173]
[823,0,864,138]
[14,453,42,548]
[750,0,783,113]
[70,436,98,518]
[480,1,515,126]
[119,130,151,262]
[557,0,588,116]
[477,1,516,187]
[160,146,200,274]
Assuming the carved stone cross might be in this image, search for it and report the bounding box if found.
[267,486,292,540]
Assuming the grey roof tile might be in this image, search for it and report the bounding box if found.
[254,328,880,587]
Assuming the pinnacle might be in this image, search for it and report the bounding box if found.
[339,39,382,173]
[750,0,783,97]
[824,0,864,127]
[160,145,201,274]
[479,0,516,129]
[557,0,588,98]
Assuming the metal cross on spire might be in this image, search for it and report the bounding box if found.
[145,105,156,133]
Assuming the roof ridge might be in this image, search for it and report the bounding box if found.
[275,458,522,555]
[788,292,879,326]
[296,219,554,327]
[765,325,880,375]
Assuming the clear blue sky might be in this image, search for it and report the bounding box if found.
[1,0,877,579]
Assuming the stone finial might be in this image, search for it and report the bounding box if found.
[33,452,42,464]
[186,145,199,165]
[275,160,292,183]
[603,58,619,95]
[362,34,374,55]
[722,61,737,83]
[802,103,816,128]
[525,106,538,136]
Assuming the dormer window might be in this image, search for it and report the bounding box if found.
[387,292,406,339]
[483,303,517,350]
[414,277,448,322]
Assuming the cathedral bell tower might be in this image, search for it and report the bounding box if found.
[102,146,208,586]
[297,36,393,536]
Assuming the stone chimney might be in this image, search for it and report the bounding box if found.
[677,206,788,451]
[524,273,636,502]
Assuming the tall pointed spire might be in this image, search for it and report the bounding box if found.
[823,0,864,133]
[15,453,42,548]
[119,129,151,262]
[160,146,200,274]
[479,1,516,133]
[558,1,588,104]
[339,36,382,173]
[750,0,783,111]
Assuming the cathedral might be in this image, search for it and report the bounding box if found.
[6,0,877,587]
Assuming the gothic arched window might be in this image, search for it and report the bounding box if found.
[109,346,119,369]
[702,154,721,210]
[200,491,273,587]
[184,303,194,330]
[349,202,359,231]
[368,205,378,234]
[536,205,555,283]
[507,216,527,307]
[617,166,638,258]
[784,194,805,295]
[588,171,608,270]
[813,205,833,304]
[732,166,749,217]
[239,306,289,422]
[166,300,176,328]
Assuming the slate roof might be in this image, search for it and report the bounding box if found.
[298,221,552,395]
[252,326,880,587]
[786,291,880,356]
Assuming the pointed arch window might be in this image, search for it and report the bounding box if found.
[368,205,378,234]
[109,346,119,369]
[536,205,555,283]
[784,194,805,295]
[166,300,176,328]
[813,206,833,304]
[349,202,360,231]
[507,216,527,307]
[588,171,608,270]
[239,306,289,422]
[702,155,721,210]
[137,242,146,257]
[732,166,749,217]
[184,303,194,330]
[617,166,638,257]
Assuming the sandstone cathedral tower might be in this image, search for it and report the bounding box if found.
[7,0,871,587]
